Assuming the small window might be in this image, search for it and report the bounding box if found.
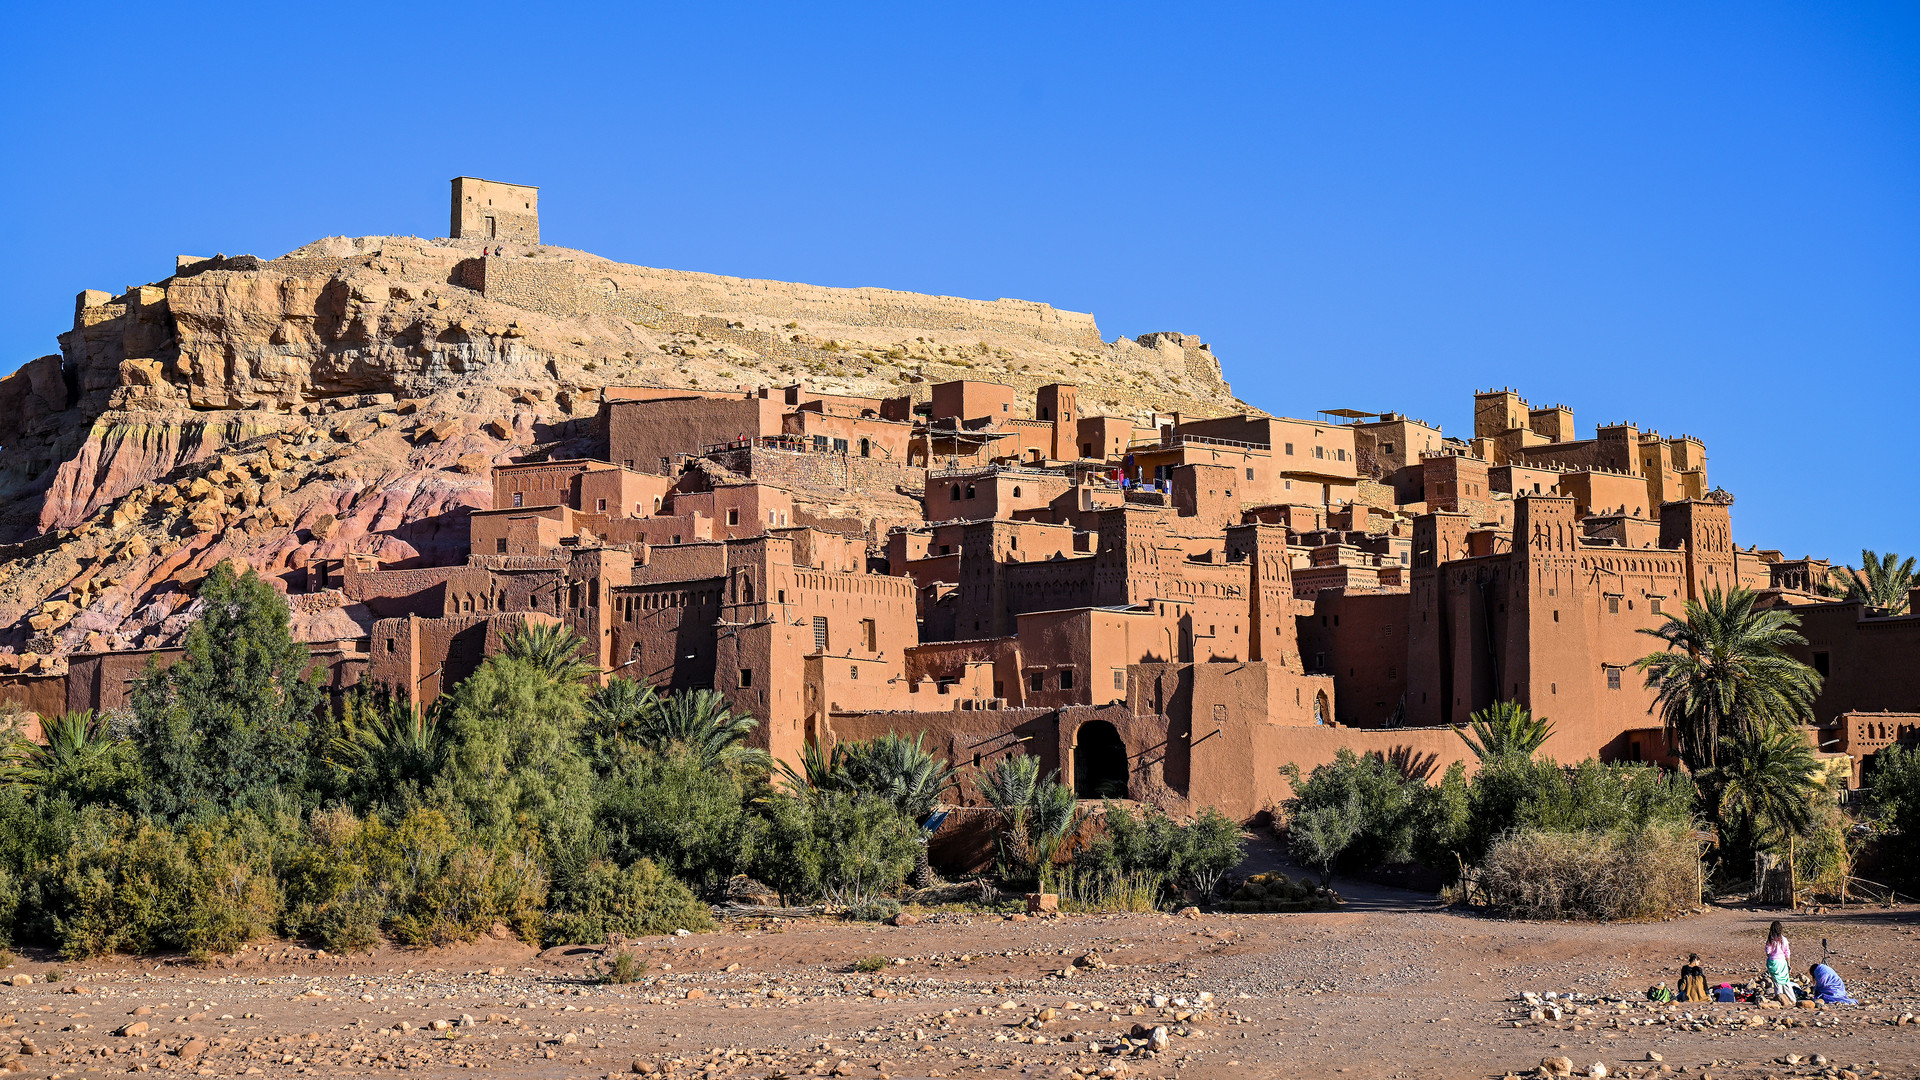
[1082,442,1093,457]
[850,665,859,680]
[966,485,977,499]
[1060,669,1075,690]
[727,509,739,526]
[1607,667,1622,690]
[777,589,786,603]
[861,618,876,651]
[596,498,607,512]
[833,438,849,454]
[1114,669,1125,690]
[1285,442,1294,455]
[1552,610,1559,622]
[1012,486,1022,497]
[739,668,754,688]
[511,492,523,507]
[495,538,508,554]
[1650,598,1662,615]
[1030,672,1045,692]
[1608,596,1620,614]
[813,616,829,653]
[1812,651,1830,677]
[1246,467,1254,480]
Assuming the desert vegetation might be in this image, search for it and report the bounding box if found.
[0,564,1244,960]
[1278,586,1913,919]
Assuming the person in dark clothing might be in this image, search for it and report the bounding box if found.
[1677,954,1709,1002]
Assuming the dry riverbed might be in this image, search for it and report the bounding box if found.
[1,902,1916,1080]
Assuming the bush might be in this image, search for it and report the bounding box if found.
[1280,750,1428,871]
[39,810,283,960]
[1478,824,1700,920]
[751,792,918,906]
[1073,804,1245,896]
[1866,744,1920,889]
[590,949,647,983]
[128,563,327,819]
[379,809,546,947]
[285,807,546,949]
[595,750,752,891]
[1053,867,1163,913]
[546,859,712,944]
[853,954,888,973]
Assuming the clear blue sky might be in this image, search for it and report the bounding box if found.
[3,3,1914,563]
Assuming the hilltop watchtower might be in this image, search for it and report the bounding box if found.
[450,177,539,243]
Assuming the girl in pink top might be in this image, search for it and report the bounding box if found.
[1765,921,1794,1003]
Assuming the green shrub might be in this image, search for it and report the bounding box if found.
[40,811,281,960]
[853,954,887,973]
[589,949,647,983]
[1073,804,1245,896]
[1054,867,1164,913]
[128,562,326,819]
[279,808,394,952]
[381,809,546,947]
[596,750,751,890]
[1478,823,1700,920]
[546,859,712,945]
[1280,750,1426,871]
[751,792,918,905]
[1866,744,1920,889]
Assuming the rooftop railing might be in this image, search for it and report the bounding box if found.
[1127,433,1271,452]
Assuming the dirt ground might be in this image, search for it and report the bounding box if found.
[3,890,1916,1080]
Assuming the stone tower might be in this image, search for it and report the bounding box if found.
[450,177,539,243]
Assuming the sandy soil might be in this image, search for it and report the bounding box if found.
[2,896,1915,1080]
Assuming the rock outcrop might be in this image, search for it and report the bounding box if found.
[0,233,1250,663]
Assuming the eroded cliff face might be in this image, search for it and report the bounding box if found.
[0,235,1249,668]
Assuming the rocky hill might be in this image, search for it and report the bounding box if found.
[0,234,1250,670]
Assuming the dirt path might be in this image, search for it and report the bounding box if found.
[3,902,1916,1080]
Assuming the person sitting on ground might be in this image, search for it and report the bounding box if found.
[1808,962,1857,1004]
[1713,983,1739,1003]
[1764,920,1795,1006]
[1677,954,1709,1002]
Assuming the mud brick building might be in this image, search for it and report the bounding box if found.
[18,376,1920,815]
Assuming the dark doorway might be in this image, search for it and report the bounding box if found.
[1073,720,1129,799]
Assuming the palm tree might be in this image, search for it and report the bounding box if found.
[1635,587,1822,772]
[330,689,444,796]
[837,733,959,823]
[1457,700,1556,761]
[500,620,596,685]
[781,733,960,887]
[641,689,767,768]
[1712,723,1823,898]
[975,752,1079,884]
[2,710,115,786]
[1846,549,1915,615]
[583,676,660,764]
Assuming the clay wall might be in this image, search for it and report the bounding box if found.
[1557,469,1650,520]
[1420,454,1492,519]
[1785,602,1920,722]
[578,468,673,519]
[925,469,1071,522]
[929,381,1017,423]
[343,562,460,618]
[1076,416,1135,462]
[669,484,795,539]
[607,396,784,475]
[703,444,924,498]
[780,410,911,462]
[1298,588,1411,727]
